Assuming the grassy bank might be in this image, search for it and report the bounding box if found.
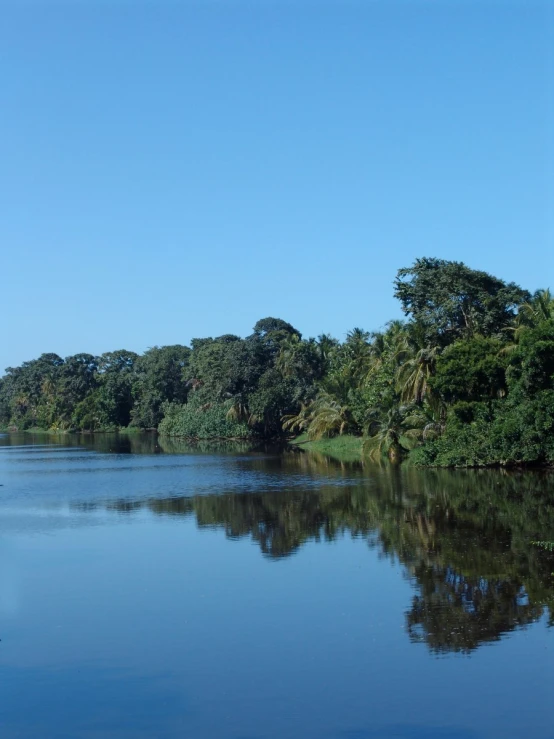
[290,433,364,463]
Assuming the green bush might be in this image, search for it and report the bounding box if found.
[411,391,554,467]
[158,397,252,439]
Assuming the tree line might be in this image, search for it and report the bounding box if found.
[1,257,553,466]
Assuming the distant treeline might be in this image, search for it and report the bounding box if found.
[1,257,553,467]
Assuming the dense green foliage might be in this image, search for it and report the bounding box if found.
[285,259,553,466]
[159,395,253,440]
[0,347,185,433]
[1,257,553,465]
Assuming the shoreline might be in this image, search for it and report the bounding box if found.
[2,428,553,470]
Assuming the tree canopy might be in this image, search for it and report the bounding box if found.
[394,257,529,344]
[1,258,552,467]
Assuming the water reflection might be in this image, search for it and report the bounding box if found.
[71,452,554,654]
[1,434,553,738]
[2,434,554,654]
[0,431,267,456]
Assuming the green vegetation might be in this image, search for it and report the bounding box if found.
[159,395,253,440]
[1,257,553,466]
[292,433,363,462]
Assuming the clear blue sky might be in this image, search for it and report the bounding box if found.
[1,1,553,373]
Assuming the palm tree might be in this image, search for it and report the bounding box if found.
[343,328,373,384]
[500,289,554,356]
[363,400,442,462]
[276,334,302,378]
[307,391,353,439]
[401,405,444,441]
[361,321,410,384]
[226,394,258,426]
[316,334,339,369]
[282,402,313,435]
[517,289,554,327]
[396,344,440,404]
[363,405,408,462]
[282,390,354,440]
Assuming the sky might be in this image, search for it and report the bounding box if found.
[1,1,553,373]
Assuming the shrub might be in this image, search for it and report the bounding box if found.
[158,397,252,439]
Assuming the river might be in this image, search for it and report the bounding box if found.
[0,433,553,738]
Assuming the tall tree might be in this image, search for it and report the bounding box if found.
[394,257,529,345]
[94,350,139,428]
[131,345,190,428]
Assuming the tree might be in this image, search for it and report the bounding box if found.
[94,350,139,428]
[364,404,412,462]
[188,335,262,402]
[507,319,554,396]
[516,289,554,328]
[131,345,190,428]
[1,353,64,428]
[247,369,299,436]
[251,317,300,340]
[302,390,355,440]
[395,323,440,406]
[394,257,529,345]
[430,336,508,405]
[249,317,301,363]
[56,354,99,428]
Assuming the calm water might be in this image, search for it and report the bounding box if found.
[0,433,553,739]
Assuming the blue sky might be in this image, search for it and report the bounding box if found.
[1,1,553,373]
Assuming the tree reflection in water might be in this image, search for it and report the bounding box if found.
[79,447,554,654]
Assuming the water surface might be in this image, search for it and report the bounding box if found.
[0,433,553,738]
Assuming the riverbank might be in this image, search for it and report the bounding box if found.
[2,426,149,435]
[4,426,551,469]
[290,433,364,463]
